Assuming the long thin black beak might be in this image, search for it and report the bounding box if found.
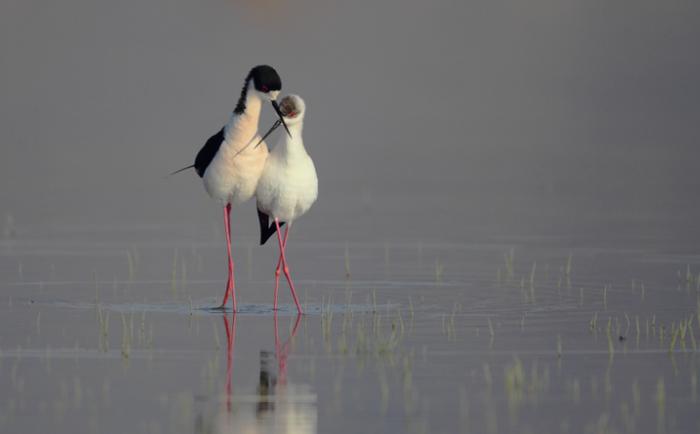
[254,119,282,148]
[271,100,292,138]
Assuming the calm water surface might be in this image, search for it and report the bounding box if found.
[1,220,699,434]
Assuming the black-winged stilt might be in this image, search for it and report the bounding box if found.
[256,95,318,314]
[172,65,290,311]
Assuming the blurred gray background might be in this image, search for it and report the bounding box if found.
[1,0,699,243]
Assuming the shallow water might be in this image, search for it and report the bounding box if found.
[2,0,699,430]
[1,224,699,434]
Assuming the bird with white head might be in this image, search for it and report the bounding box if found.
[256,94,318,313]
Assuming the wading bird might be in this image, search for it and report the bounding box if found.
[171,65,290,311]
[256,95,317,314]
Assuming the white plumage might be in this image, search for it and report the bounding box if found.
[256,95,318,223]
[203,86,276,205]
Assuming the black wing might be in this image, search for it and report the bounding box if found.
[194,128,225,178]
[257,209,285,245]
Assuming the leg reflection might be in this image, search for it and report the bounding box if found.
[275,313,302,386]
[222,312,236,414]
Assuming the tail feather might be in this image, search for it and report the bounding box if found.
[257,209,285,245]
[168,164,195,176]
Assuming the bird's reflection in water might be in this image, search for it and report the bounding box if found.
[208,312,316,434]
[256,314,300,417]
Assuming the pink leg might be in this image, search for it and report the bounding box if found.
[273,226,290,310]
[274,219,302,314]
[218,204,236,311]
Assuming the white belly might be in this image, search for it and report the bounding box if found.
[256,154,318,222]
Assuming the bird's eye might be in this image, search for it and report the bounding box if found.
[261,85,269,93]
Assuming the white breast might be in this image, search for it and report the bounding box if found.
[203,111,269,205]
[204,141,269,205]
[256,133,318,223]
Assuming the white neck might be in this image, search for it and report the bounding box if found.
[225,91,263,149]
[275,122,307,158]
